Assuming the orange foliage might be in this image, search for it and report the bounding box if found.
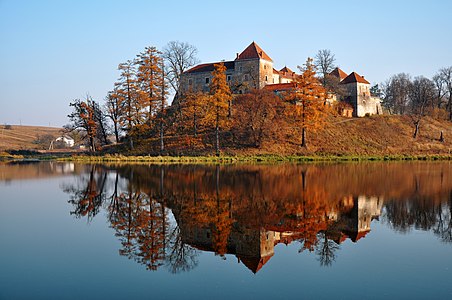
[285,57,329,147]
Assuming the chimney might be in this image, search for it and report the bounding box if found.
[236,53,239,59]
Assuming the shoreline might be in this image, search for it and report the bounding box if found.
[2,153,450,163]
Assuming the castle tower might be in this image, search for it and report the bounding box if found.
[341,72,382,117]
[234,41,274,91]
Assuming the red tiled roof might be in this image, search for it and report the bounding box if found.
[329,67,348,80]
[239,254,273,274]
[273,68,280,74]
[346,230,370,243]
[236,42,273,62]
[279,66,294,74]
[341,72,370,84]
[263,82,297,92]
[185,61,235,74]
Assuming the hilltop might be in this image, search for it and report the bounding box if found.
[0,125,63,151]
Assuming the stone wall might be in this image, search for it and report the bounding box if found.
[344,82,383,117]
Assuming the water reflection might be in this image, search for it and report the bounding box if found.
[62,162,452,273]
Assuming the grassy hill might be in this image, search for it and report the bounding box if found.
[308,115,451,156]
[125,115,452,157]
[1,116,451,157]
[0,125,63,151]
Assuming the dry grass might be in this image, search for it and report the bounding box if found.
[310,115,452,156]
[0,125,63,151]
[126,114,452,157]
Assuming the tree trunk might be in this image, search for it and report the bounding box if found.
[160,121,164,154]
[301,127,307,147]
[114,123,119,143]
[90,137,96,152]
[215,125,220,156]
[193,110,197,137]
[215,110,220,156]
[413,119,420,139]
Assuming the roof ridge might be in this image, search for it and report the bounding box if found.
[236,42,273,62]
[341,71,370,84]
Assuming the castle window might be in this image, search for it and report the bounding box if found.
[265,75,268,82]
[227,75,231,82]
[244,74,249,80]
[188,79,192,85]
[205,77,210,84]
[264,65,267,69]
[239,66,243,72]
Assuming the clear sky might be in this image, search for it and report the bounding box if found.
[1,0,451,127]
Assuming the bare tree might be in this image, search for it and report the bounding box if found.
[105,89,124,143]
[432,74,446,110]
[163,41,200,94]
[381,73,412,114]
[409,76,436,138]
[314,49,336,85]
[438,66,452,120]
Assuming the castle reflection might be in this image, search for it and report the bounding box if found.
[63,162,452,273]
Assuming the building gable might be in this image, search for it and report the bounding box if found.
[341,72,370,85]
[236,42,273,62]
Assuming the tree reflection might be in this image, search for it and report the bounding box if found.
[63,165,107,222]
[384,193,452,242]
[109,188,168,271]
[63,162,452,272]
[165,225,199,273]
[315,232,340,267]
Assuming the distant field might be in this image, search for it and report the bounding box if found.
[0,125,63,151]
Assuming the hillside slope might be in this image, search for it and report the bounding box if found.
[131,115,452,156]
[0,125,63,151]
[308,115,451,156]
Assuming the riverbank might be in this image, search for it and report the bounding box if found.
[54,153,452,164]
[2,115,451,163]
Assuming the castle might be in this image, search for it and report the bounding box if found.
[179,42,382,117]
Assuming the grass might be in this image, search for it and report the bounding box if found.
[56,153,452,164]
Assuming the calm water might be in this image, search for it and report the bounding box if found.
[0,161,451,299]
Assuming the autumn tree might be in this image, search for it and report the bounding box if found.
[66,95,103,152]
[163,41,199,93]
[180,91,208,137]
[204,62,232,155]
[158,59,168,153]
[116,60,139,149]
[136,46,163,123]
[286,58,328,148]
[232,89,285,147]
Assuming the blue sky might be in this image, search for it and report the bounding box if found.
[1,0,451,126]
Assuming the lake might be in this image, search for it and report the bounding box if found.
[0,161,451,299]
